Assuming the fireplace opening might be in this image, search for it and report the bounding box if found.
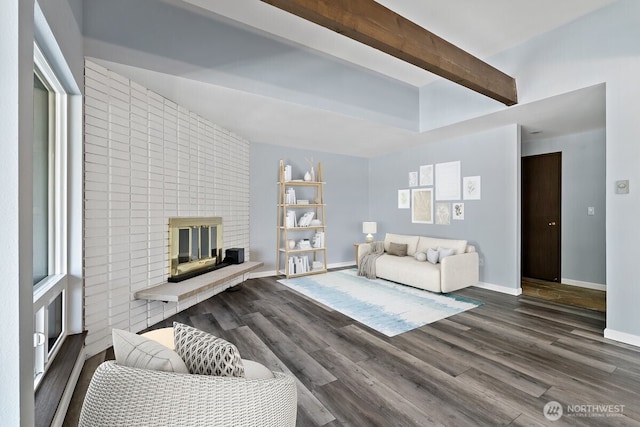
[168,217,227,282]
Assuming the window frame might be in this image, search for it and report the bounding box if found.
[32,42,71,390]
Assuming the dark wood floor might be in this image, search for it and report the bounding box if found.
[522,277,606,312]
[65,274,640,426]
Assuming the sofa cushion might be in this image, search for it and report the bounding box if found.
[112,329,189,374]
[417,236,468,255]
[384,233,420,256]
[173,322,245,377]
[388,242,408,256]
[376,255,441,293]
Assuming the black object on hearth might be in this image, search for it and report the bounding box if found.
[224,248,244,264]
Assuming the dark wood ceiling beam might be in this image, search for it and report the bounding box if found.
[259,0,518,106]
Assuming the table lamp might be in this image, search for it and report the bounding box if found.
[362,221,377,243]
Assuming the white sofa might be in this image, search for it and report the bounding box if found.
[358,233,479,293]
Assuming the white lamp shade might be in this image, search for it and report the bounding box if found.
[362,222,377,234]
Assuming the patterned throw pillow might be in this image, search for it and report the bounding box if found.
[173,322,245,377]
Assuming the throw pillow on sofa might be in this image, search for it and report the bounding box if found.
[426,247,439,264]
[173,322,245,377]
[387,242,408,256]
[426,247,455,264]
[414,251,427,262]
[112,329,189,374]
[438,247,455,261]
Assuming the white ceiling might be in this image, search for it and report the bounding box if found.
[101,0,612,157]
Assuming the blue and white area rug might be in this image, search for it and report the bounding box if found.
[278,269,482,336]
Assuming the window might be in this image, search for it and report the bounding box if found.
[33,72,50,285]
[33,43,70,389]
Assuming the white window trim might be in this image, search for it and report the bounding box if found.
[33,42,71,390]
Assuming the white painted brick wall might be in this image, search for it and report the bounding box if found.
[83,60,251,357]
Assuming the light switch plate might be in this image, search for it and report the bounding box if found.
[616,180,629,194]
[587,207,595,216]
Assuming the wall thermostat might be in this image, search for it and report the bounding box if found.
[615,180,629,194]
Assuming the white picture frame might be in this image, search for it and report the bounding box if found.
[435,203,451,225]
[463,176,481,200]
[409,171,418,187]
[419,164,433,186]
[411,188,433,224]
[435,161,461,201]
[453,202,465,220]
[398,189,410,209]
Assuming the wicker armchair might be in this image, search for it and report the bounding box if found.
[79,361,297,427]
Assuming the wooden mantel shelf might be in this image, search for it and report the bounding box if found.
[134,261,263,302]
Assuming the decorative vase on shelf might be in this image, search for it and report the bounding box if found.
[310,166,315,182]
[288,240,296,250]
[304,171,311,181]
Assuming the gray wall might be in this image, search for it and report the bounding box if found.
[415,0,640,340]
[368,125,521,289]
[250,143,369,274]
[522,129,606,286]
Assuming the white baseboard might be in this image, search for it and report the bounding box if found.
[330,261,357,269]
[51,348,86,427]
[249,262,355,279]
[604,328,640,348]
[561,278,606,291]
[473,281,522,296]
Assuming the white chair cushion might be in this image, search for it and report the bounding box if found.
[243,359,275,380]
[143,326,274,379]
[112,329,189,374]
[141,327,175,349]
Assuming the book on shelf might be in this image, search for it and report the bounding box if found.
[285,188,296,204]
[288,255,310,274]
[312,231,324,248]
[285,210,297,228]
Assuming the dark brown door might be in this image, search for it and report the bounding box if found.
[522,152,561,282]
